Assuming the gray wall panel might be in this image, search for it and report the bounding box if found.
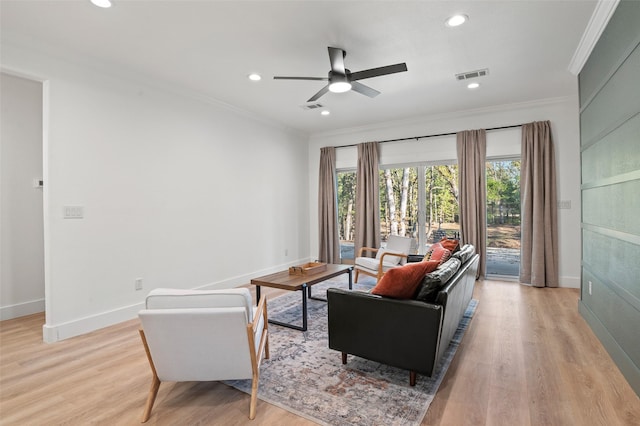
[580,43,640,146]
[583,229,640,304]
[579,0,640,107]
[582,180,640,235]
[581,268,640,371]
[579,0,640,396]
[581,112,640,185]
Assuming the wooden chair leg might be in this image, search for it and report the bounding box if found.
[342,352,347,365]
[409,371,416,386]
[354,269,360,283]
[139,329,162,423]
[249,372,259,420]
[141,375,161,423]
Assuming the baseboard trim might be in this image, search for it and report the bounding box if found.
[578,300,640,397]
[559,275,580,288]
[41,258,313,343]
[0,298,45,321]
[42,302,144,343]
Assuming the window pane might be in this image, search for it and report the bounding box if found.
[425,165,460,248]
[337,171,356,260]
[486,159,521,276]
[379,167,418,253]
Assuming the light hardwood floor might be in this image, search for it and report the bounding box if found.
[1,280,639,425]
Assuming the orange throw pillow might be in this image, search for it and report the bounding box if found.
[439,237,460,253]
[371,260,440,299]
[429,245,451,265]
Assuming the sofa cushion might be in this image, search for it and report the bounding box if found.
[145,287,253,322]
[355,256,398,272]
[452,244,475,264]
[414,257,462,303]
[371,260,440,299]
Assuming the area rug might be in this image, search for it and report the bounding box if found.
[225,276,478,426]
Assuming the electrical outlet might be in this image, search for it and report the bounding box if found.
[588,281,592,295]
[135,278,143,291]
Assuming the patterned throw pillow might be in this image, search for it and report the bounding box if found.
[423,243,451,265]
[371,260,440,299]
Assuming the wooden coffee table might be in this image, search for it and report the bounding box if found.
[251,264,353,331]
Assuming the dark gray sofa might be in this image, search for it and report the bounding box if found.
[327,245,479,386]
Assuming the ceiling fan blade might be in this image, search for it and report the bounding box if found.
[351,81,381,98]
[308,85,330,102]
[273,76,328,81]
[350,63,408,81]
[328,47,346,75]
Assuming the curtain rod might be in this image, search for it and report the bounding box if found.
[334,123,523,149]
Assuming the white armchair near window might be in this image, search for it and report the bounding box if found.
[354,235,412,282]
[138,287,269,422]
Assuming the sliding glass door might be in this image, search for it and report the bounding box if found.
[485,158,521,277]
[377,164,460,254]
[337,170,356,261]
[337,159,520,271]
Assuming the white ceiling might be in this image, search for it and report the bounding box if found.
[1,0,598,135]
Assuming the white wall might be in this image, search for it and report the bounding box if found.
[308,96,582,288]
[0,73,45,319]
[2,45,309,341]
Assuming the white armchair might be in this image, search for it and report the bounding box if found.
[354,235,413,282]
[138,287,269,422]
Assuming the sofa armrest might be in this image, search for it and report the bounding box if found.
[327,288,443,376]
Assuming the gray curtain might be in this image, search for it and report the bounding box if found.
[457,129,487,278]
[520,121,559,287]
[355,142,380,255]
[318,147,340,263]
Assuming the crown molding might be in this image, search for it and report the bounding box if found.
[1,36,305,139]
[310,96,575,140]
[568,0,620,75]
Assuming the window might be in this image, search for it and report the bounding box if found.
[378,164,459,254]
[486,158,521,276]
[379,167,417,247]
[338,163,461,259]
[337,170,356,260]
[424,165,460,248]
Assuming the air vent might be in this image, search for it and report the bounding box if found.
[455,68,489,81]
[300,103,324,110]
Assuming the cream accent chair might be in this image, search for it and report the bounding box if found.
[354,235,413,282]
[138,288,269,422]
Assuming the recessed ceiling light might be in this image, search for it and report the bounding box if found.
[91,0,113,8]
[445,14,468,27]
[321,110,330,116]
[467,82,480,89]
[248,73,261,81]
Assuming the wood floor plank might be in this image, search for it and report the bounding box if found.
[1,280,639,425]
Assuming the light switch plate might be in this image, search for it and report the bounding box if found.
[558,200,571,209]
[63,206,84,219]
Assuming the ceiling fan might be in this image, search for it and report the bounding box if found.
[274,47,408,102]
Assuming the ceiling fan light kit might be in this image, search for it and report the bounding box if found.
[274,47,407,102]
[328,74,352,93]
